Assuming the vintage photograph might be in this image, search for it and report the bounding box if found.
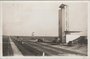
[2,1,88,56]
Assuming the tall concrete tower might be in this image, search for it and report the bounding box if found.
[59,4,67,44]
[59,4,81,44]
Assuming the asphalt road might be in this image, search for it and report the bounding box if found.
[3,36,86,56]
[3,36,13,56]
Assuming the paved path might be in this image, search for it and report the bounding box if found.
[9,37,23,56]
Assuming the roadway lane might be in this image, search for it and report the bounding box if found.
[10,37,86,56]
[3,36,13,56]
[11,37,38,56]
[36,42,86,56]
[22,40,86,56]
[9,37,23,56]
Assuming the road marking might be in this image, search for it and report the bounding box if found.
[9,37,23,56]
[42,52,45,56]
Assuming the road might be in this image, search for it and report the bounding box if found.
[3,36,86,56]
[3,36,13,56]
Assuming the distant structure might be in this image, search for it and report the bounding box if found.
[32,32,35,36]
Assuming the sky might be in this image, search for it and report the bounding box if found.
[2,1,87,36]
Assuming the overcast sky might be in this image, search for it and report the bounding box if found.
[2,1,87,36]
